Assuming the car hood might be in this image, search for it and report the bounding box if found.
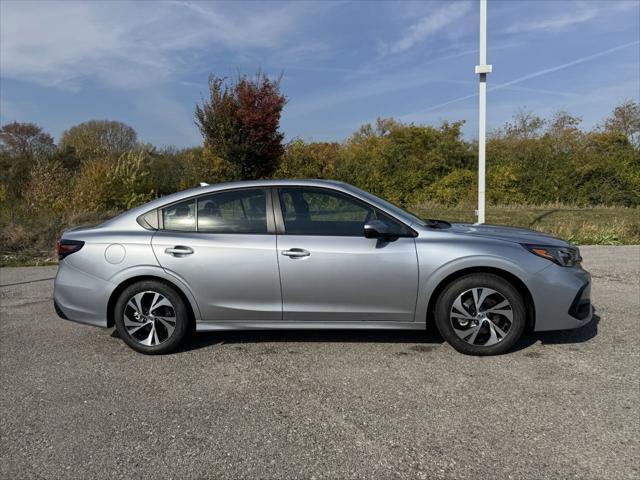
[449,223,569,247]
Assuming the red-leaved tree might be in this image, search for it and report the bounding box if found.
[195,74,287,179]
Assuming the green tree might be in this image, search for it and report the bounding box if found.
[501,109,545,139]
[0,122,56,202]
[59,120,138,160]
[602,100,640,147]
[0,122,56,158]
[175,146,238,190]
[275,140,341,179]
[336,119,474,206]
[195,74,287,179]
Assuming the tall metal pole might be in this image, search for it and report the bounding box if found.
[475,0,491,224]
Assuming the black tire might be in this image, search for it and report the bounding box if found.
[114,280,189,355]
[434,273,526,356]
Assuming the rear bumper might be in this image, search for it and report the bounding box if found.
[53,261,112,328]
[530,264,593,332]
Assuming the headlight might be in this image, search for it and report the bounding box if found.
[523,244,581,267]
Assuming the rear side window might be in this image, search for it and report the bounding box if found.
[163,199,196,231]
[197,189,267,234]
[161,189,268,234]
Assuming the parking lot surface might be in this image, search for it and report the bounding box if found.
[1,246,639,479]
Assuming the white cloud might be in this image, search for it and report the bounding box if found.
[0,0,317,90]
[501,1,639,35]
[504,6,597,34]
[380,2,473,56]
[398,40,640,116]
[286,43,523,118]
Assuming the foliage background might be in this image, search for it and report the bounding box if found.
[1,82,639,264]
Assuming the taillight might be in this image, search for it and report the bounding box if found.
[56,239,84,260]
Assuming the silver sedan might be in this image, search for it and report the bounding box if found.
[54,180,592,355]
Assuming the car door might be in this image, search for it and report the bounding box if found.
[151,188,281,321]
[274,186,419,322]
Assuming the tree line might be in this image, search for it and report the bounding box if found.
[1,73,639,253]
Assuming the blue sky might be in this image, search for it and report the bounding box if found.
[1,0,638,148]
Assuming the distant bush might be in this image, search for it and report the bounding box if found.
[275,139,340,179]
[25,159,72,215]
[59,120,138,160]
[429,169,476,206]
[334,119,475,206]
[175,146,239,190]
[108,150,155,209]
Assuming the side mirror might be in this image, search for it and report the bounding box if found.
[364,220,390,239]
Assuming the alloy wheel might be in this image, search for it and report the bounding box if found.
[450,287,513,347]
[123,291,177,346]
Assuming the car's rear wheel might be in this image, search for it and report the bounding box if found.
[114,280,189,354]
[434,273,526,355]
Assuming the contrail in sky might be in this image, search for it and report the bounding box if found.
[419,40,640,113]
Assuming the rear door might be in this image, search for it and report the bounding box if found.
[151,188,281,321]
[274,186,419,322]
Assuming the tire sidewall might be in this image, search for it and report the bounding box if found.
[114,280,188,355]
[435,274,526,356]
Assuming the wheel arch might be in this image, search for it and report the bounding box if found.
[425,266,536,332]
[106,275,197,329]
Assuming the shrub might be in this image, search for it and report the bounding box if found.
[72,159,113,212]
[24,159,72,216]
[176,146,238,190]
[108,150,155,209]
[429,169,476,205]
[275,140,340,179]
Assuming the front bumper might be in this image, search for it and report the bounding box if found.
[568,281,592,321]
[529,264,593,332]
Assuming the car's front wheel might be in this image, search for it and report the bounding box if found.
[434,273,526,355]
[114,280,189,354]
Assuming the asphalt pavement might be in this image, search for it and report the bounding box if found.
[1,246,638,479]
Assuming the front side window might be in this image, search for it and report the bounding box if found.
[197,189,268,234]
[278,187,410,236]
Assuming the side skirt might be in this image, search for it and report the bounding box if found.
[195,321,426,332]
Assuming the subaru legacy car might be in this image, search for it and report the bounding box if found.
[54,180,592,355]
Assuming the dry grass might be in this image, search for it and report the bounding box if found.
[413,203,640,245]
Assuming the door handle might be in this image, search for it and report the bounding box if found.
[281,248,310,258]
[164,246,194,256]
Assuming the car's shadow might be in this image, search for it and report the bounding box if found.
[511,312,600,353]
[110,312,600,355]
[174,312,600,354]
[178,328,446,353]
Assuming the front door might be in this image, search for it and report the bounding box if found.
[152,188,281,321]
[275,187,419,322]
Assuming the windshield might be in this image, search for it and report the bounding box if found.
[346,185,427,227]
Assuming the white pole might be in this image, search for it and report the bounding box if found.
[475,0,491,224]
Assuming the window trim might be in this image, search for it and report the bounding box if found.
[155,187,275,234]
[273,186,417,238]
